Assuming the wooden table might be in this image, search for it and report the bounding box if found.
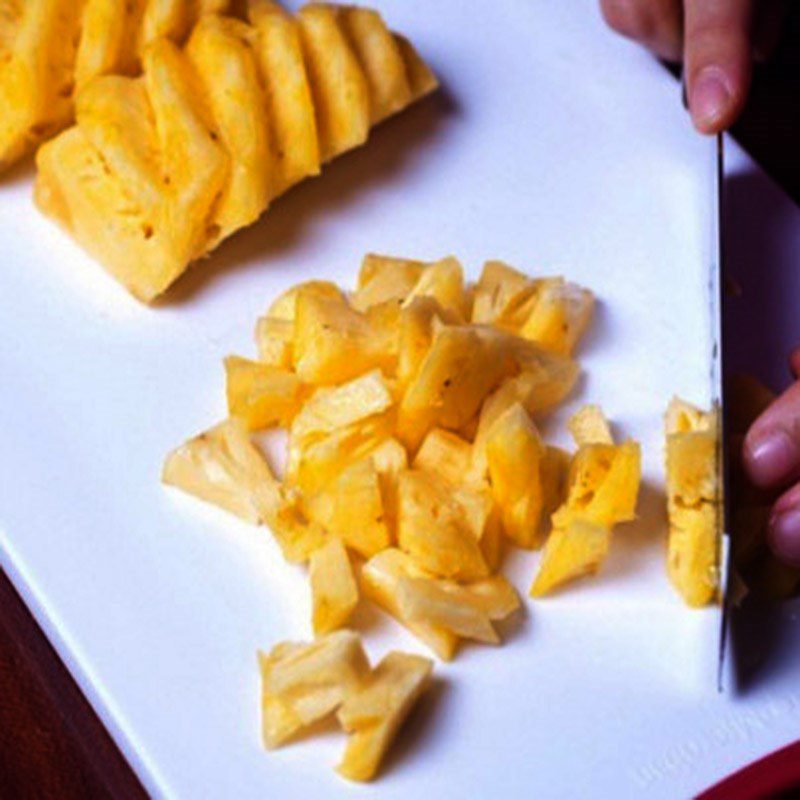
[2,20,799,800]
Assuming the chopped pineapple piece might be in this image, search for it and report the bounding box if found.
[258,630,370,748]
[268,279,344,321]
[352,253,426,311]
[396,296,453,390]
[309,538,359,635]
[306,457,390,558]
[518,279,594,355]
[397,325,517,451]
[162,418,279,524]
[530,519,611,597]
[361,549,458,660]
[337,652,433,781]
[255,316,294,368]
[471,260,536,325]
[486,403,545,548]
[224,356,303,430]
[568,404,613,446]
[413,429,474,487]
[402,256,468,322]
[531,409,641,596]
[665,397,720,607]
[397,470,489,580]
[370,438,408,536]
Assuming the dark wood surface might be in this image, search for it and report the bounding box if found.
[1,16,799,800]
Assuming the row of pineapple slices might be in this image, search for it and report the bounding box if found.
[163,254,648,779]
[1,1,436,300]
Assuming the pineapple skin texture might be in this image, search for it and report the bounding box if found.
[32,1,438,302]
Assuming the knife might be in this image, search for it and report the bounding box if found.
[708,130,732,693]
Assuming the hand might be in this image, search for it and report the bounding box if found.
[744,349,800,567]
[600,0,788,133]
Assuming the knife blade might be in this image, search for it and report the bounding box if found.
[709,131,732,693]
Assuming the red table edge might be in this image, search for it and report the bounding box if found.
[697,739,800,799]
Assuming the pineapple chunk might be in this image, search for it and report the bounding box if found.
[162,418,279,524]
[224,356,304,430]
[337,652,432,782]
[413,429,474,487]
[665,397,720,607]
[568,404,613,446]
[370,437,408,536]
[518,279,595,356]
[185,15,272,245]
[258,630,370,748]
[267,279,344,321]
[289,414,393,494]
[290,369,394,445]
[297,3,370,162]
[255,316,294,368]
[402,257,469,322]
[471,260,536,325]
[361,549,458,660]
[309,538,359,635]
[306,458,391,558]
[530,519,612,597]
[396,296,453,390]
[397,325,517,451]
[340,7,412,124]
[293,290,388,384]
[486,403,546,548]
[353,253,426,311]
[531,412,641,596]
[247,0,320,192]
[397,470,489,580]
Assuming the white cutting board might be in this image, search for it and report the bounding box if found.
[2,2,800,798]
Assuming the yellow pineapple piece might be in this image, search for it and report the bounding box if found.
[360,549,458,660]
[254,316,294,368]
[413,428,474,487]
[471,260,536,325]
[397,325,517,451]
[402,256,469,322]
[289,414,393,494]
[293,290,389,384]
[289,369,394,447]
[185,14,272,245]
[224,355,304,430]
[540,444,570,519]
[397,470,489,580]
[353,253,426,311]
[306,457,391,558]
[485,403,546,549]
[396,575,520,644]
[267,279,344,321]
[258,630,370,748]
[568,404,613,446]
[34,3,436,301]
[396,296,454,391]
[337,652,432,782]
[162,417,279,524]
[665,397,720,607]
[530,519,611,597]
[518,279,595,356]
[309,537,359,635]
[297,3,370,162]
[0,0,84,171]
[370,437,408,536]
[339,6,412,124]
[531,409,641,596]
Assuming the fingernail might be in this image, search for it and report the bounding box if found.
[690,68,731,131]
[744,428,800,487]
[769,509,800,567]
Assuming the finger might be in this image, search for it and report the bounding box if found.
[768,482,800,567]
[789,346,800,378]
[684,0,755,133]
[753,0,789,62]
[743,380,800,488]
[600,0,683,61]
